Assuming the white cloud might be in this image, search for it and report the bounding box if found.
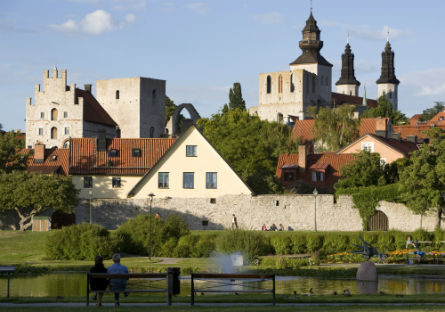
[185,2,208,15]
[402,68,445,96]
[322,20,409,41]
[252,12,284,25]
[50,9,135,35]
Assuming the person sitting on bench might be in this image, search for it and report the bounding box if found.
[107,253,129,307]
[89,256,108,307]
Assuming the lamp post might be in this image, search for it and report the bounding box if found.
[313,188,318,232]
[148,193,155,261]
[88,190,93,224]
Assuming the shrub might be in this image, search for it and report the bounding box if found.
[270,234,292,255]
[291,234,307,254]
[45,223,118,260]
[215,230,271,263]
[322,234,349,254]
[306,233,323,252]
[116,214,190,256]
[193,235,216,257]
[412,229,433,243]
[376,231,395,251]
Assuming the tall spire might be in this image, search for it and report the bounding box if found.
[362,85,367,106]
[335,41,360,86]
[376,40,399,85]
[290,10,332,67]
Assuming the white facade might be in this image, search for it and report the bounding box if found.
[336,84,359,97]
[378,83,398,111]
[96,77,166,139]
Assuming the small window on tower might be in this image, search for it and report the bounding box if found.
[40,112,45,119]
[115,90,120,99]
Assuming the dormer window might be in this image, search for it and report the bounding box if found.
[109,149,119,157]
[50,155,57,162]
[132,148,141,157]
[312,171,324,182]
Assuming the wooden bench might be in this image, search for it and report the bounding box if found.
[86,269,179,306]
[191,273,276,306]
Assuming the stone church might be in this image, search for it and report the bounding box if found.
[249,10,400,122]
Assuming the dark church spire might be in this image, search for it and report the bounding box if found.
[290,11,332,67]
[376,40,400,85]
[335,42,360,86]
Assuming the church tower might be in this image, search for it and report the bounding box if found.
[289,11,332,106]
[335,41,360,96]
[376,39,400,111]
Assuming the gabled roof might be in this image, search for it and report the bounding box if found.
[75,88,117,127]
[394,110,445,140]
[69,137,176,176]
[23,148,69,175]
[359,117,391,137]
[332,92,377,108]
[292,119,315,143]
[409,114,424,125]
[427,111,445,126]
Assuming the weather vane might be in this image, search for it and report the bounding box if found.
[310,0,312,13]
[347,32,350,44]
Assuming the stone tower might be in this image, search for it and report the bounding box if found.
[376,40,400,111]
[289,11,333,106]
[335,42,360,96]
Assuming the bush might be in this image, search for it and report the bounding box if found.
[270,234,292,255]
[193,235,216,257]
[46,223,118,260]
[412,229,433,243]
[306,233,323,252]
[291,234,307,254]
[215,230,271,263]
[116,214,190,256]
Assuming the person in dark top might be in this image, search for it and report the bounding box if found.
[90,256,108,307]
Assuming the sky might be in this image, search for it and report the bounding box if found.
[1,0,445,131]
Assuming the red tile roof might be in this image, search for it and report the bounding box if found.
[75,89,117,127]
[292,119,315,143]
[331,92,377,108]
[393,124,442,140]
[69,137,176,175]
[409,114,424,125]
[359,118,390,136]
[23,148,70,175]
[427,111,445,126]
[377,136,419,156]
[276,152,356,191]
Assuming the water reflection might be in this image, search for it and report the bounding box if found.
[1,273,445,297]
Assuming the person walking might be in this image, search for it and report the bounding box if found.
[232,214,238,229]
[107,253,129,307]
[89,256,108,307]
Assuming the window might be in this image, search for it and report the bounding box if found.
[290,74,294,92]
[115,90,120,99]
[132,148,141,157]
[51,108,58,121]
[361,142,374,153]
[266,75,271,94]
[40,112,45,119]
[283,172,295,181]
[64,111,68,118]
[311,171,324,182]
[380,158,387,166]
[186,145,197,157]
[183,172,194,189]
[38,128,43,136]
[83,176,93,188]
[210,198,216,204]
[63,140,70,148]
[206,172,217,189]
[51,127,57,139]
[278,75,283,93]
[109,149,119,157]
[112,177,121,188]
[50,155,57,161]
[277,113,283,123]
[64,127,69,135]
[158,172,169,189]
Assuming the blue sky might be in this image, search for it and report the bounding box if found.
[1,0,445,131]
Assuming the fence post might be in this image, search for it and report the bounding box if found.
[86,273,90,307]
[167,269,172,306]
[191,274,195,306]
[272,274,276,306]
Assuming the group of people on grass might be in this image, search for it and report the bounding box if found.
[261,223,284,231]
[90,253,129,307]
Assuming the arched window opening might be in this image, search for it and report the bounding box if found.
[51,127,58,139]
[115,90,120,99]
[266,76,271,94]
[278,75,283,93]
[149,127,155,138]
[290,74,295,92]
[51,108,58,121]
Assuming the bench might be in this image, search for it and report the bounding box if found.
[191,273,276,306]
[0,266,16,298]
[86,268,179,306]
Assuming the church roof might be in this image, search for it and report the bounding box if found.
[376,41,400,85]
[303,13,320,34]
[335,43,360,86]
[290,52,333,67]
[331,92,377,108]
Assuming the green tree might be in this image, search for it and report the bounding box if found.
[197,109,297,194]
[361,95,408,125]
[309,105,359,152]
[420,101,445,122]
[0,172,78,230]
[398,129,445,215]
[0,129,27,173]
[165,96,177,124]
[223,82,246,112]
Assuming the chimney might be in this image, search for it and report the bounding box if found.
[34,143,45,163]
[84,84,92,93]
[392,133,401,141]
[298,145,307,173]
[375,118,388,138]
[407,135,417,143]
[97,130,106,151]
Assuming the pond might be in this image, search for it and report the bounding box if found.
[1,272,445,297]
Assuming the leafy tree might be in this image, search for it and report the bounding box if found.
[0,129,27,173]
[197,109,297,194]
[165,96,177,124]
[223,82,246,112]
[398,129,445,215]
[308,105,359,152]
[361,95,408,125]
[420,101,445,122]
[0,172,78,231]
